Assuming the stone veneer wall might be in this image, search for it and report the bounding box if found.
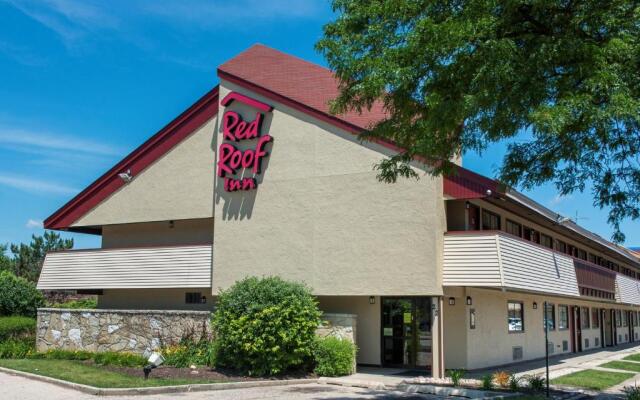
[37,308,212,354]
[316,313,357,372]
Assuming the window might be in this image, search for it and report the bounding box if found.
[558,305,569,330]
[185,292,203,304]
[544,303,555,330]
[581,307,590,329]
[577,249,587,261]
[616,310,622,327]
[482,210,501,230]
[506,219,522,237]
[556,240,567,254]
[508,301,524,332]
[523,227,539,243]
[588,253,597,264]
[592,308,600,328]
[540,234,553,249]
[623,311,628,327]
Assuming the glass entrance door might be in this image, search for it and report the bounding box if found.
[382,297,432,369]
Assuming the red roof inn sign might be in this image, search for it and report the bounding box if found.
[217,92,274,192]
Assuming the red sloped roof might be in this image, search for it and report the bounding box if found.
[218,44,388,132]
[44,86,219,232]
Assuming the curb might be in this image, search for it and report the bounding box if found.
[0,367,317,396]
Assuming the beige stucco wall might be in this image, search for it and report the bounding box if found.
[73,117,216,227]
[98,288,214,311]
[318,296,381,365]
[101,218,213,248]
[212,82,445,296]
[443,287,639,370]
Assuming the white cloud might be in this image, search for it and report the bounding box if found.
[25,219,43,229]
[0,128,123,156]
[549,194,574,206]
[0,174,79,196]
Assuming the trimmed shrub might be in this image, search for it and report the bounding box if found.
[0,271,45,317]
[313,336,356,377]
[163,338,216,368]
[508,374,521,391]
[212,276,321,376]
[50,298,97,309]
[0,337,35,359]
[624,385,640,400]
[0,316,36,341]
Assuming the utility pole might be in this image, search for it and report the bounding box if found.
[544,301,550,398]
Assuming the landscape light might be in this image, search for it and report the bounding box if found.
[143,352,165,380]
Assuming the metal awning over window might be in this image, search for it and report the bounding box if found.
[37,245,212,290]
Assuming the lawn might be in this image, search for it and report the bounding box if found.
[623,354,640,362]
[0,359,224,388]
[551,369,634,390]
[601,361,640,373]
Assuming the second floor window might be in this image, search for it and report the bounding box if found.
[482,210,501,230]
[540,234,553,249]
[506,219,522,237]
[558,305,569,329]
[556,240,567,254]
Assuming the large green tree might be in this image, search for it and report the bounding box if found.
[7,232,73,282]
[317,0,640,242]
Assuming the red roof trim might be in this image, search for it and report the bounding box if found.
[44,86,220,230]
[218,70,407,154]
[221,92,272,112]
[443,166,500,199]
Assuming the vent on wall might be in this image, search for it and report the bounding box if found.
[562,340,568,351]
[584,338,589,348]
[513,346,523,361]
[595,337,600,347]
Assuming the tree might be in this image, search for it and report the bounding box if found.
[316,0,640,242]
[8,232,73,282]
[0,244,11,273]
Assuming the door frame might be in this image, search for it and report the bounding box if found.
[380,296,432,369]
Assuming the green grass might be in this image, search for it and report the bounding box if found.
[623,354,640,362]
[0,359,224,388]
[0,316,35,341]
[551,369,634,390]
[600,361,640,372]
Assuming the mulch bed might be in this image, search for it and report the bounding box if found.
[102,364,316,382]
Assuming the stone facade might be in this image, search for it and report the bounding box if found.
[37,308,211,354]
[316,313,357,372]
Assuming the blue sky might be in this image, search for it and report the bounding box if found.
[0,0,637,250]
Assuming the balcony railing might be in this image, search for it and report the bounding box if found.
[37,244,213,290]
[444,231,640,305]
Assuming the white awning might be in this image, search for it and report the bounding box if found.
[37,245,212,290]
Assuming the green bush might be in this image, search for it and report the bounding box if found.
[163,338,216,368]
[526,375,545,392]
[448,369,466,387]
[0,316,36,341]
[624,385,640,400]
[50,298,97,309]
[481,374,494,390]
[212,276,321,376]
[313,336,356,377]
[0,271,45,317]
[93,352,145,367]
[0,337,35,358]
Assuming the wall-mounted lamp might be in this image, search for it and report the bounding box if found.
[369,296,375,305]
[201,296,207,304]
[466,296,472,306]
[465,201,470,209]
[448,297,456,306]
[533,302,538,309]
[169,220,175,229]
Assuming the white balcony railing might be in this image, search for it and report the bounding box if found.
[37,244,212,290]
[443,231,580,297]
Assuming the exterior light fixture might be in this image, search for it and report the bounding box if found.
[369,296,375,305]
[201,295,207,304]
[465,201,470,209]
[169,220,175,229]
[466,296,472,305]
[118,169,133,183]
[143,352,165,379]
[449,297,455,306]
[533,302,538,309]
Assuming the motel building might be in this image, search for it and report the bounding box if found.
[37,44,640,377]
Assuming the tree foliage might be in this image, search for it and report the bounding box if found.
[3,232,73,282]
[317,0,640,242]
[0,271,45,317]
[212,276,321,376]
